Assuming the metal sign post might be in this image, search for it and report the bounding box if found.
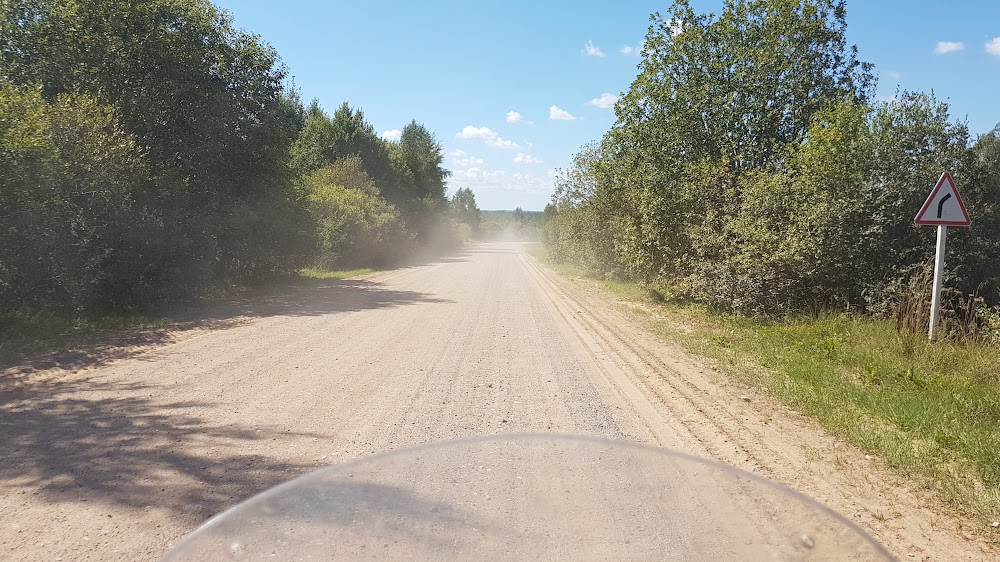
[914,172,971,341]
[927,225,947,340]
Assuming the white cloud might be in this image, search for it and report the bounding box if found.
[449,149,467,158]
[987,37,1000,56]
[452,167,506,182]
[620,45,635,55]
[488,138,520,149]
[549,105,577,121]
[448,168,553,195]
[381,129,402,142]
[882,70,902,81]
[456,125,494,140]
[935,41,964,54]
[454,155,485,167]
[514,153,543,164]
[589,92,619,109]
[583,40,605,58]
[455,125,520,149]
[505,111,522,124]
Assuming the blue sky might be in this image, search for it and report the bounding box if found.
[212,1,1000,210]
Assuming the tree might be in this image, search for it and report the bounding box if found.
[0,83,147,311]
[451,188,481,231]
[1,0,311,306]
[290,107,338,176]
[291,102,394,186]
[543,1,1000,315]
[587,0,875,282]
[398,121,450,201]
[617,0,873,175]
[3,0,300,194]
[390,120,451,239]
[963,132,1000,302]
[302,162,408,268]
[543,202,557,221]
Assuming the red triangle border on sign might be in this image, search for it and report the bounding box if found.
[914,172,972,226]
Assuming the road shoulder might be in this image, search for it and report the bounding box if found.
[528,252,997,562]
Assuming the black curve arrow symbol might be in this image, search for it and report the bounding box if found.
[937,193,952,219]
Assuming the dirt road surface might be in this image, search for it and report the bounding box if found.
[1,242,993,560]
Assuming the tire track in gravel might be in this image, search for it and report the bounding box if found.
[519,249,995,562]
[520,252,776,469]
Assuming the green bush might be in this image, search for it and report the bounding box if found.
[549,86,1000,320]
[0,84,146,312]
[687,95,1000,316]
[2,0,312,311]
[303,161,410,268]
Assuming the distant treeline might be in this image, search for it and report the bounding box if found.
[0,0,482,314]
[545,0,1000,318]
[478,208,547,241]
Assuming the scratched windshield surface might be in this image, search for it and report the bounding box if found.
[163,435,894,561]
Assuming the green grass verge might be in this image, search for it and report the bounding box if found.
[0,310,171,366]
[538,252,1000,528]
[299,267,378,280]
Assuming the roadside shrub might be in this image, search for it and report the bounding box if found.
[678,95,997,318]
[544,144,622,276]
[216,192,316,281]
[544,205,619,276]
[303,161,410,268]
[0,84,146,312]
[978,299,1000,346]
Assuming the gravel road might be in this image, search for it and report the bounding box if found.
[1,242,993,560]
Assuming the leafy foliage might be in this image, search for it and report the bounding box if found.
[290,105,453,243]
[1,0,311,309]
[545,0,1000,319]
[451,188,481,232]
[291,103,394,188]
[0,84,146,311]
[303,160,408,268]
[0,0,465,314]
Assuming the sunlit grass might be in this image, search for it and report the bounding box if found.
[299,267,377,280]
[0,310,170,366]
[659,310,1000,518]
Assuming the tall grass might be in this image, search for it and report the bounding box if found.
[892,262,1000,344]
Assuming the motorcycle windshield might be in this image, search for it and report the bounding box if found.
[163,434,894,561]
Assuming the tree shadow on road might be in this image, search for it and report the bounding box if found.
[215,277,453,319]
[0,375,322,526]
[3,277,453,377]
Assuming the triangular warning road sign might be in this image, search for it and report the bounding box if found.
[915,172,971,226]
